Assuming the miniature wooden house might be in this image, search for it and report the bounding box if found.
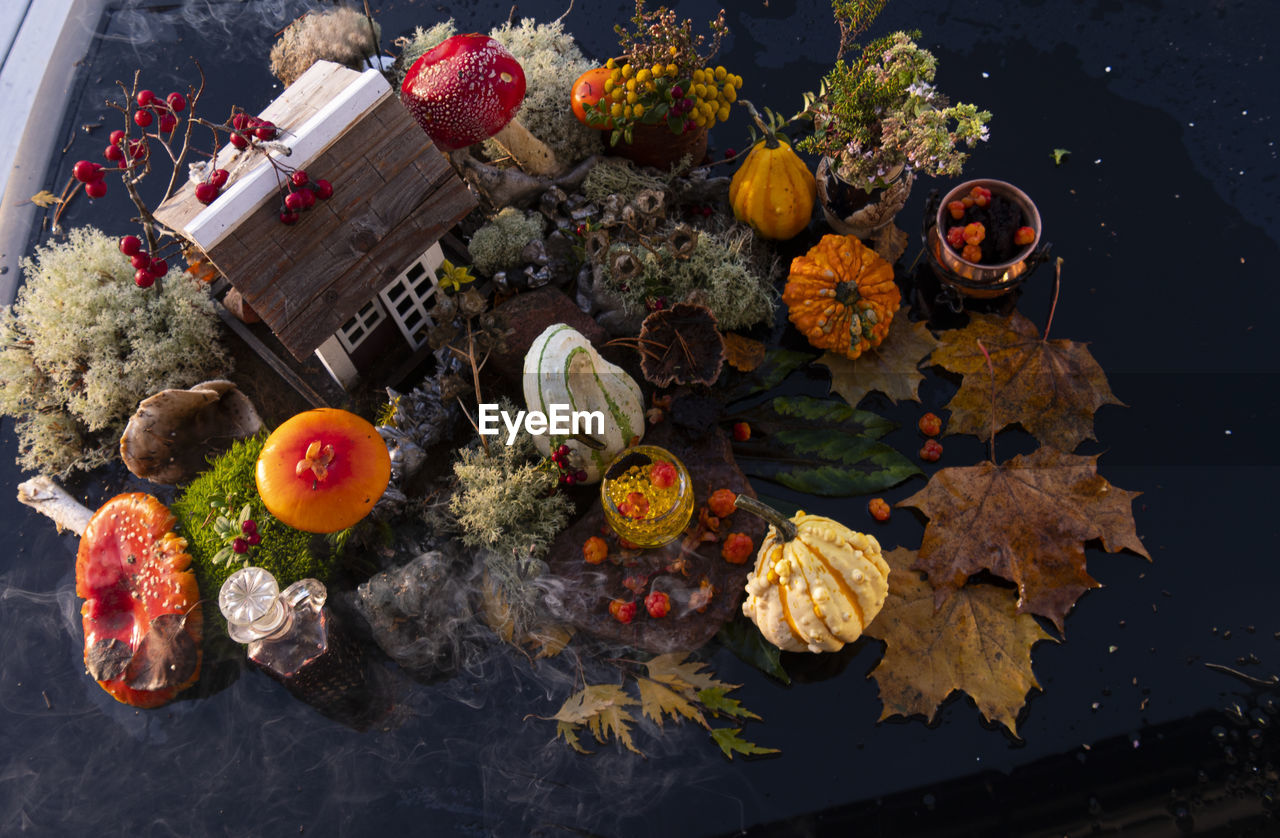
[155,60,476,389]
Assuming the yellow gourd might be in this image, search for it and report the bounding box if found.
[735,495,890,653]
[729,135,816,241]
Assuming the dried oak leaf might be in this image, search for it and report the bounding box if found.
[639,302,726,387]
[865,548,1055,737]
[929,310,1123,451]
[898,446,1150,630]
[722,332,766,373]
[819,317,939,406]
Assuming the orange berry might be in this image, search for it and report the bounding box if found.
[721,532,754,564]
[947,200,966,220]
[649,460,678,489]
[644,590,671,618]
[868,498,891,522]
[609,599,636,623]
[732,421,751,442]
[963,222,986,245]
[582,536,609,564]
[918,412,942,436]
[707,488,737,519]
[1014,226,1036,246]
[962,243,983,263]
[920,439,943,462]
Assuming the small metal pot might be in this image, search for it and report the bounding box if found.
[925,178,1047,299]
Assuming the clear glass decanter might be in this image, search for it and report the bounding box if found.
[220,567,384,727]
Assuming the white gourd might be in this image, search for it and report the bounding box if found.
[522,324,645,484]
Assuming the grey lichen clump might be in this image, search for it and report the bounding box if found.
[485,19,601,167]
[602,223,778,332]
[0,227,229,476]
[269,6,382,87]
[444,421,573,633]
[469,207,546,276]
[582,158,670,204]
[395,18,601,167]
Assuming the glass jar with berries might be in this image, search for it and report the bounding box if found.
[926,178,1048,299]
[600,445,695,548]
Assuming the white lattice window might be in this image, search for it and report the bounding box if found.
[379,243,445,349]
[335,298,387,353]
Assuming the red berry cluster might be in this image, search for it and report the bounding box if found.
[72,160,109,199]
[194,167,230,205]
[228,112,279,150]
[118,234,170,288]
[102,128,149,171]
[133,89,185,134]
[550,442,588,487]
[277,168,334,226]
[232,518,262,554]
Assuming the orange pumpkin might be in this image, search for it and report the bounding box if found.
[782,234,901,359]
[255,408,390,533]
[571,66,613,129]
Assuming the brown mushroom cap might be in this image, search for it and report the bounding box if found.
[120,380,263,485]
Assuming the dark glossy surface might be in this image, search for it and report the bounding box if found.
[2,1,1278,835]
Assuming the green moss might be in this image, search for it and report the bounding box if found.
[173,435,336,636]
[468,208,546,276]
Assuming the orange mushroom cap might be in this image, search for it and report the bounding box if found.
[255,408,391,534]
[76,493,203,708]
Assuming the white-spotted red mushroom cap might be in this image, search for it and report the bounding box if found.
[400,33,527,151]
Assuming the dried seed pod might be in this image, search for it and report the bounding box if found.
[632,188,666,219]
[669,224,699,259]
[457,288,488,319]
[610,250,643,283]
[584,230,611,263]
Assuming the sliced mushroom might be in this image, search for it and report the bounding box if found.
[119,380,263,485]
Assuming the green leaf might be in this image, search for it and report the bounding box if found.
[730,396,919,496]
[709,727,779,760]
[736,444,919,496]
[212,546,234,566]
[718,349,815,403]
[717,617,791,684]
[667,114,684,134]
[699,687,762,721]
[236,504,252,526]
[1051,148,1071,165]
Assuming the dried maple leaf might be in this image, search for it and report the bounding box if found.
[644,652,734,694]
[553,683,642,755]
[819,318,940,406]
[898,447,1150,630]
[30,190,60,208]
[637,676,708,729]
[866,548,1055,736]
[929,310,1123,451]
[697,687,761,721]
[722,333,766,372]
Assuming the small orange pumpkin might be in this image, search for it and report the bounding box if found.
[255,408,390,533]
[782,234,900,359]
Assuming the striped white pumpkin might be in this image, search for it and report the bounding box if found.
[522,324,644,484]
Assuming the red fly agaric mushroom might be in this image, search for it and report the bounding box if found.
[400,33,561,176]
[17,478,202,708]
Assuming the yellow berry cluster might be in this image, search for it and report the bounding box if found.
[599,54,743,132]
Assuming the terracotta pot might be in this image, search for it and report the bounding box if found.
[816,157,914,238]
[925,178,1046,299]
[613,123,708,170]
